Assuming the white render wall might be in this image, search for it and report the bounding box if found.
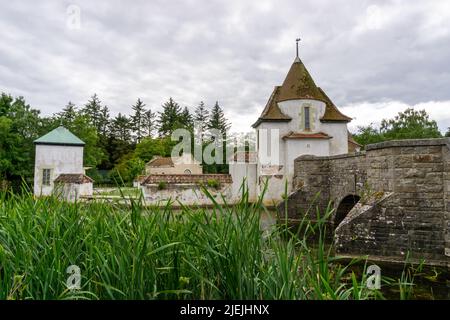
[229,162,257,202]
[54,182,93,201]
[284,138,330,193]
[141,183,233,206]
[321,122,349,155]
[34,144,84,196]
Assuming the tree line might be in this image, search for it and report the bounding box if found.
[0,92,231,186]
[352,108,446,146]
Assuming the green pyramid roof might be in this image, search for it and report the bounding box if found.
[34,126,85,146]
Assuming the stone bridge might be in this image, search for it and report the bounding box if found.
[280,138,450,267]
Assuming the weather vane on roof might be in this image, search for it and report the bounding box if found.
[296,38,301,58]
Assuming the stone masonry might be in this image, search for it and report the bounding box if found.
[279,138,450,267]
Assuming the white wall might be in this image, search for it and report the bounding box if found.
[146,163,202,175]
[142,183,233,206]
[278,99,327,133]
[34,144,84,196]
[284,138,330,191]
[320,122,349,155]
[54,182,93,201]
[229,162,257,202]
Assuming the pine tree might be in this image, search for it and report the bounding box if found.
[180,106,194,131]
[98,105,110,137]
[56,102,77,123]
[194,101,209,140]
[157,97,182,137]
[131,98,146,142]
[81,94,110,137]
[207,101,230,136]
[143,109,156,138]
[110,113,132,142]
[82,94,102,130]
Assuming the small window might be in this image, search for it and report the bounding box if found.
[42,169,51,186]
[304,106,311,130]
[184,169,192,174]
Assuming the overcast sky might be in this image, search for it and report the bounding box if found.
[1,0,450,133]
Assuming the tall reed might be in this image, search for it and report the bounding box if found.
[0,185,412,300]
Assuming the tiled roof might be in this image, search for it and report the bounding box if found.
[146,157,174,167]
[253,57,352,127]
[252,87,292,127]
[54,174,93,184]
[277,57,324,103]
[282,131,332,140]
[34,126,85,146]
[318,88,352,122]
[142,174,232,185]
[347,131,362,147]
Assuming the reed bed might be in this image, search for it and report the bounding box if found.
[0,186,413,300]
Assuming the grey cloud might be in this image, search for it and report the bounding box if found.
[0,0,449,131]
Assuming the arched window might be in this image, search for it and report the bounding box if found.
[184,169,192,174]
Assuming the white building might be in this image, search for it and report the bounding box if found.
[33,126,92,198]
[145,154,202,175]
[230,53,355,205]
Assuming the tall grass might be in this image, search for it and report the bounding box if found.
[0,185,412,300]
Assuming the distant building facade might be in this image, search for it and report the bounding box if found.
[145,154,202,175]
[33,126,93,198]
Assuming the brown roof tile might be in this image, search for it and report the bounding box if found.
[252,86,291,127]
[146,157,174,167]
[277,58,324,102]
[253,58,352,127]
[318,88,352,122]
[54,174,93,184]
[142,174,232,185]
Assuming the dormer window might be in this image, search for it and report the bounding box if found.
[304,106,311,131]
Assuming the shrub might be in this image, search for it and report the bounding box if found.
[157,181,167,190]
[206,179,220,190]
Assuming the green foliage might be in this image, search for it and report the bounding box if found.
[131,98,146,143]
[206,178,220,189]
[110,153,145,183]
[194,101,209,139]
[0,94,42,180]
[353,123,385,146]
[207,101,230,136]
[134,137,172,163]
[110,113,133,142]
[157,181,167,190]
[353,108,442,147]
[81,94,110,137]
[143,109,156,139]
[157,98,183,137]
[180,106,194,132]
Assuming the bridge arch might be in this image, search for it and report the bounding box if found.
[334,194,360,229]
